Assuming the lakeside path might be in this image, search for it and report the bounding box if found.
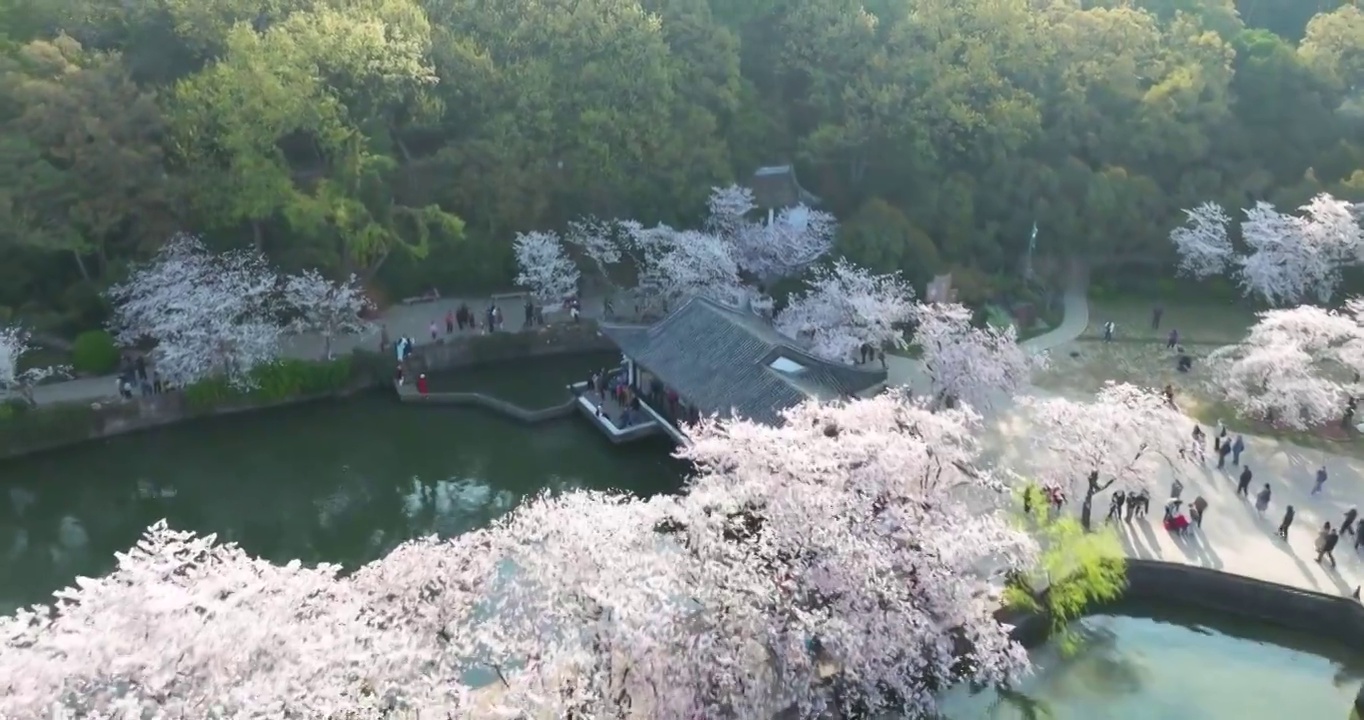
[885,269,1364,597]
[29,294,608,407]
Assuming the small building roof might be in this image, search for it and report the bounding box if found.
[600,297,886,426]
[749,165,821,210]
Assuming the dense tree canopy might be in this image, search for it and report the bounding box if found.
[3,0,1364,332]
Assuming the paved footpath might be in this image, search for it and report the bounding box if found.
[30,293,607,407]
[885,269,1364,597]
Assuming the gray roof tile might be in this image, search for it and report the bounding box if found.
[600,297,885,425]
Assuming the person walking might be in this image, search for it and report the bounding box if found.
[1255,483,1272,514]
[1167,328,1180,349]
[1231,435,1245,466]
[1103,321,1115,342]
[1317,523,1340,567]
[1278,505,1295,539]
[1344,508,1358,537]
[1313,465,1329,496]
[1216,439,1231,469]
[1236,466,1253,497]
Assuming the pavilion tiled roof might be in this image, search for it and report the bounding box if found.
[749,165,821,210]
[600,296,885,426]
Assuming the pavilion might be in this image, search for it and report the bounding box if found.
[596,296,887,443]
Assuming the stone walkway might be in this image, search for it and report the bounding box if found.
[29,293,607,407]
[883,268,1364,598]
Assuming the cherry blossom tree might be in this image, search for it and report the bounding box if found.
[1236,201,1321,307]
[775,259,916,363]
[513,230,581,305]
[1015,383,1193,527]
[1206,303,1364,429]
[0,325,69,407]
[1169,201,1233,279]
[705,184,835,282]
[913,302,1041,410]
[0,394,1044,720]
[473,393,1036,720]
[672,392,1036,719]
[1172,193,1364,306]
[282,269,374,359]
[107,234,283,389]
[0,521,479,719]
[627,222,747,309]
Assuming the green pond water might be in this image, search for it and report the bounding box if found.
[0,356,1360,716]
[936,604,1364,719]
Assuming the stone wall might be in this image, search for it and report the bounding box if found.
[402,321,615,375]
[1119,558,1364,644]
[0,322,618,460]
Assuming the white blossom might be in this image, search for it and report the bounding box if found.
[626,222,747,308]
[0,325,69,407]
[674,393,1035,719]
[1169,201,1233,279]
[107,235,283,389]
[0,395,1044,720]
[282,270,373,359]
[0,521,478,719]
[513,230,581,305]
[705,184,835,282]
[1206,303,1364,429]
[914,302,1040,410]
[1236,195,1363,306]
[477,393,1035,720]
[1015,382,1193,502]
[775,258,916,363]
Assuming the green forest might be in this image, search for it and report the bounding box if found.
[1,0,1362,335]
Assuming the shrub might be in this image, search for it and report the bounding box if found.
[183,357,355,411]
[71,330,121,375]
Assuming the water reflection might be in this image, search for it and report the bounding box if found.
[0,391,683,613]
[937,608,1364,719]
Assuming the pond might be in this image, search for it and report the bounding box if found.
[0,388,682,613]
[937,603,1364,719]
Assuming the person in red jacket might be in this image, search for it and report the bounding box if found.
[416,374,429,395]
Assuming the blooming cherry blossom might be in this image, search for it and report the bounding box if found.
[1236,195,1363,306]
[0,521,478,719]
[1169,201,1233,279]
[914,302,1041,410]
[674,393,1035,719]
[626,222,747,308]
[705,184,835,282]
[0,325,69,407]
[282,269,373,359]
[1206,303,1364,429]
[513,230,581,306]
[1015,383,1193,512]
[775,258,916,363]
[107,234,283,389]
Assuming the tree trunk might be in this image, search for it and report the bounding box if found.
[70,250,91,282]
